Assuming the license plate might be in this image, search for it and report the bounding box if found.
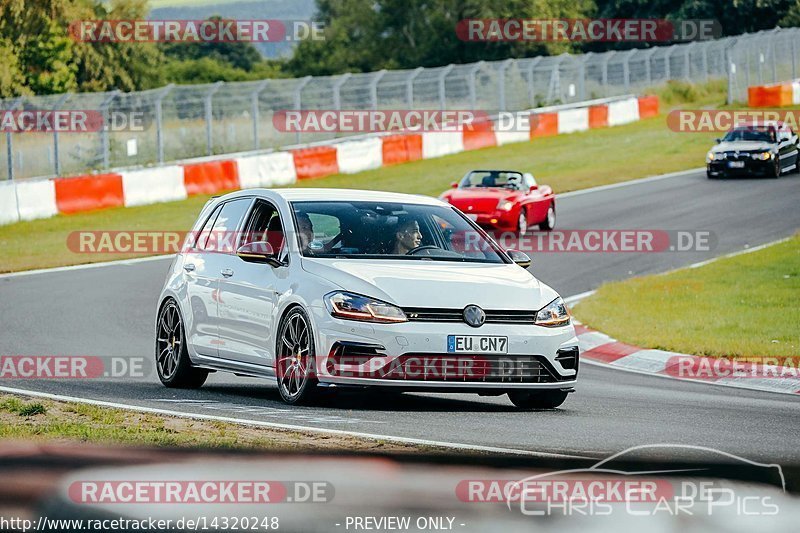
[466,214,478,221]
[447,335,508,354]
[728,161,745,168]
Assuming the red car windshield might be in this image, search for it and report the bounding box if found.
[460,171,526,191]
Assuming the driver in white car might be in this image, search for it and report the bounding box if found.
[392,217,422,254]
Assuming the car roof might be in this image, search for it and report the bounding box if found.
[220,188,446,206]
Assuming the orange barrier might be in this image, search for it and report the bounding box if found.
[183,160,239,196]
[748,83,793,107]
[381,134,423,166]
[588,105,609,128]
[637,95,660,118]
[462,120,497,151]
[292,146,339,179]
[54,173,124,215]
[530,113,558,138]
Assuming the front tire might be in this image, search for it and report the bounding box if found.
[508,390,569,410]
[156,300,209,389]
[516,210,529,236]
[538,203,556,231]
[276,306,320,405]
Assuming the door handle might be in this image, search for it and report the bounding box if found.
[221,268,234,278]
[183,263,196,272]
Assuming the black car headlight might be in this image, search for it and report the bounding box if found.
[324,291,407,323]
[535,297,570,327]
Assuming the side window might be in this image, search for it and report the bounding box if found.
[202,198,252,253]
[241,200,285,256]
[194,203,222,250]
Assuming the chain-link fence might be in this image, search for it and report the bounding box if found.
[2,27,799,181]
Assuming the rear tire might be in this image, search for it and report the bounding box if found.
[538,204,556,231]
[276,306,321,406]
[508,390,569,410]
[156,300,209,389]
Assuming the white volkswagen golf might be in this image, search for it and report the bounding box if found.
[156,189,579,409]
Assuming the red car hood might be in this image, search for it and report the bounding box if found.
[442,188,521,213]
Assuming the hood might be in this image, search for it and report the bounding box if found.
[442,187,521,213]
[713,141,774,153]
[301,257,557,311]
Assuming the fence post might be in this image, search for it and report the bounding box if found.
[498,58,513,111]
[468,62,483,109]
[251,80,270,151]
[684,44,691,80]
[602,52,614,96]
[155,84,173,164]
[623,50,636,92]
[5,98,21,181]
[332,73,351,111]
[771,38,778,83]
[578,54,590,100]
[726,46,734,105]
[51,94,70,176]
[293,76,312,145]
[438,64,454,109]
[99,91,119,170]
[369,69,386,110]
[793,36,797,80]
[526,57,542,107]
[665,45,677,80]
[406,67,424,108]
[204,82,223,156]
[644,48,657,86]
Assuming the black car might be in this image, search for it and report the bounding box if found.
[706,122,799,179]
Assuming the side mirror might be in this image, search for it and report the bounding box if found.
[450,181,459,188]
[529,185,539,192]
[715,138,722,144]
[507,249,531,268]
[236,241,282,267]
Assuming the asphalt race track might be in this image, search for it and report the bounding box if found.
[2,169,799,461]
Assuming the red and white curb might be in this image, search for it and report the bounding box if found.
[574,322,800,396]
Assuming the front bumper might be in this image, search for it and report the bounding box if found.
[310,305,579,391]
[465,210,518,231]
[707,157,775,177]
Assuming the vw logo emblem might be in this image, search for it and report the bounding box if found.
[463,305,486,328]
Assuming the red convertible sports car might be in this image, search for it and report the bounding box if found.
[439,170,556,234]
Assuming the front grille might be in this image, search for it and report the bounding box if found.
[327,351,572,383]
[403,307,538,325]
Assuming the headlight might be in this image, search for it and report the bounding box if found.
[497,200,515,211]
[751,152,773,160]
[706,151,724,162]
[324,291,407,323]
[535,297,570,327]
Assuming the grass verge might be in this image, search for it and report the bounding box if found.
[573,235,800,359]
[0,393,431,453]
[0,80,727,273]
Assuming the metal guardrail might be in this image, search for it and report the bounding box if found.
[1,27,798,181]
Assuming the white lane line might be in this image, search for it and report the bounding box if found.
[0,254,173,279]
[557,168,704,200]
[0,167,705,279]
[0,385,593,460]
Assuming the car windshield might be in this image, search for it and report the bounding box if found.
[722,127,776,143]
[460,171,525,191]
[291,201,508,263]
